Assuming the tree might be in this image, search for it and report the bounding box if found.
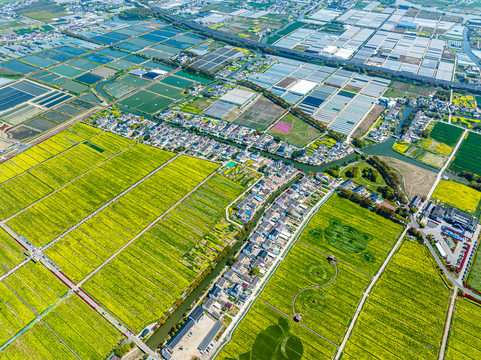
[251,267,260,275]
[226,256,235,266]
[351,137,363,148]
[346,166,359,178]
[339,188,353,199]
[361,197,373,208]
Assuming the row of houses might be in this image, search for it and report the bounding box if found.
[235,161,299,224]
[201,174,323,322]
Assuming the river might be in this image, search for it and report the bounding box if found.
[145,240,243,350]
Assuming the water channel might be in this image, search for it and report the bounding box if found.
[145,240,244,349]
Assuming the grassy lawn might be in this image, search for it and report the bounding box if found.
[339,161,386,192]
[269,114,321,147]
[432,180,481,213]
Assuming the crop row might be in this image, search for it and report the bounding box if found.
[0,123,100,183]
[84,130,133,155]
[0,128,137,220]
[5,262,67,316]
[0,281,36,346]
[42,295,123,360]
[260,242,370,345]
[84,173,244,332]
[0,228,24,273]
[299,194,403,276]
[45,155,218,282]
[217,298,337,360]
[446,298,481,360]
[7,143,174,246]
[343,241,451,360]
[0,321,77,360]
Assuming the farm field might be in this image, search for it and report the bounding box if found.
[432,180,481,213]
[0,228,24,273]
[83,173,245,332]
[0,279,36,346]
[429,122,464,147]
[46,155,219,283]
[259,241,371,345]
[6,133,175,246]
[445,297,481,360]
[216,299,337,360]
[269,114,321,147]
[4,261,67,315]
[0,123,100,183]
[393,140,447,169]
[180,97,215,114]
[0,295,124,360]
[85,174,244,331]
[342,241,451,360]
[466,246,481,293]
[233,96,285,130]
[452,115,481,129]
[298,194,403,276]
[450,132,481,176]
[452,93,476,109]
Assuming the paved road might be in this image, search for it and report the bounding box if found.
[77,168,218,286]
[0,220,161,359]
[439,285,458,360]
[425,129,467,201]
[334,227,408,360]
[43,153,181,251]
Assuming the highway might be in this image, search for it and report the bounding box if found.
[0,220,161,359]
[149,6,481,94]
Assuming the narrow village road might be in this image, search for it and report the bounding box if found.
[438,285,458,360]
[425,129,467,201]
[43,153,181,251]
[334,227,408,359]
[77,169,218,286]
[213,190,334,358]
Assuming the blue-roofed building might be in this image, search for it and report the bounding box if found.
[398,20,417,30]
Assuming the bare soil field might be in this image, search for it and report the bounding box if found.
[353,104,384,138]
[379,156,437,200]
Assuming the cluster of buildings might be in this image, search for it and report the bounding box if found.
[424,202,479,232]
[338,178,383,204]
[234,161,299,224]
[400,110,430,143]
[300,139,353,165]
[160,162,324,360]
[204,175,323,320]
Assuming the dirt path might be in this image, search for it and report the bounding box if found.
[438,285,458,360]
[379,156,437,199]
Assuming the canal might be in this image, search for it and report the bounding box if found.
[145,240,243,349]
